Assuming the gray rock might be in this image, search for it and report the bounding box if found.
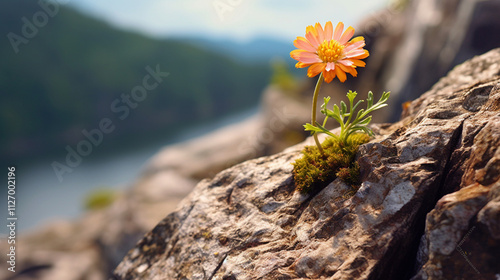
[113,49,500,279]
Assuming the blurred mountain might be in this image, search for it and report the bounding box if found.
[177,37,293,64]
[0,0,271,162]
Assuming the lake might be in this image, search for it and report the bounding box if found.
[1,107,258,234]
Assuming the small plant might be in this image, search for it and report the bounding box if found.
[304,90,390,146]
[84,188,117,210]
[290,20,390,193]
[290,20,370,153]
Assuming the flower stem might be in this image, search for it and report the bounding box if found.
[312,73,324,154]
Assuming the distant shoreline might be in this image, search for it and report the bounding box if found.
[3,106,259,234]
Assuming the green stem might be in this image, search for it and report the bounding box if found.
[341,95,355,145]
[312,73,324,154]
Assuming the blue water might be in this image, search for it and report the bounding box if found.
[1,107,258,234]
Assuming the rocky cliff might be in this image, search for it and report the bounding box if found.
[3,1,500,279]
[113,49,500,279]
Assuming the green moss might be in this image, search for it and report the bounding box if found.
[270,59,298,93]
[292,133,369,194]
[84,188,117,210]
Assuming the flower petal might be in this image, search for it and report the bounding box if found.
[349,36,365,43]
[325,62,336,71]
[306,25,316,35]
[354,50,370,59]
[305,30,320,48]
[294,37,317,52]
[345,49,366,58]
[315,22,325,43]
[338,59,354,67]
[349,67,358,77]
[333,22,344,41]
[350,59,366,67]
[290,49,307,60]
[295,52,322,64]
[335,66,347,82]
[339,26,355,45]
[295,62,310,68]
[338,63,358,77]
[324,21,333,41]
[291,50,320,64]
[344,40,365,52]
[346,49,370,60]
[338,63,351,71]
[323,69,336,83]
[307,63,326,78]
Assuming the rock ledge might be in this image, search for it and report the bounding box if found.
[114,49,500,279]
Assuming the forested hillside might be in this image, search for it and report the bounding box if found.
[0,0,271,161]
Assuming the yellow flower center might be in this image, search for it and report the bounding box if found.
[317,40,345,63]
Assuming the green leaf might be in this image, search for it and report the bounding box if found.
[313,90,390,145]
[351,125,373,135]
[367,91,373,108]
[355,108,365,121]
[321,97,335,117]
[352,100,364,113]
[357,116,372,126]
[321,97,331,111]
[347,90,357,102]
[304,122,337,138]
[304,123,323,134]
[331,111,343,125]
[340,101,347,116]
[323,109,335,118]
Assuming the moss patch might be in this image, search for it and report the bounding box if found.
[84,188,117,210]
[292,133,370,193]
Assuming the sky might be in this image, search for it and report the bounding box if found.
[66,0,389,43]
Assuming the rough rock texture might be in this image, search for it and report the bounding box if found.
[0,85,309,280]
[133,85,310,231]
[113,49,500,279]
[6,1,500,279]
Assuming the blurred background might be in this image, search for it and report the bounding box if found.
[0,0,386,233]
[1,0,500,279]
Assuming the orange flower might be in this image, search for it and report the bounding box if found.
[290,21,369,83]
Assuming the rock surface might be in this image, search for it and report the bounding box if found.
[113,49,500,279]
[133,85,310,231]
[4,1,500,279]
[0,87,310,280]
